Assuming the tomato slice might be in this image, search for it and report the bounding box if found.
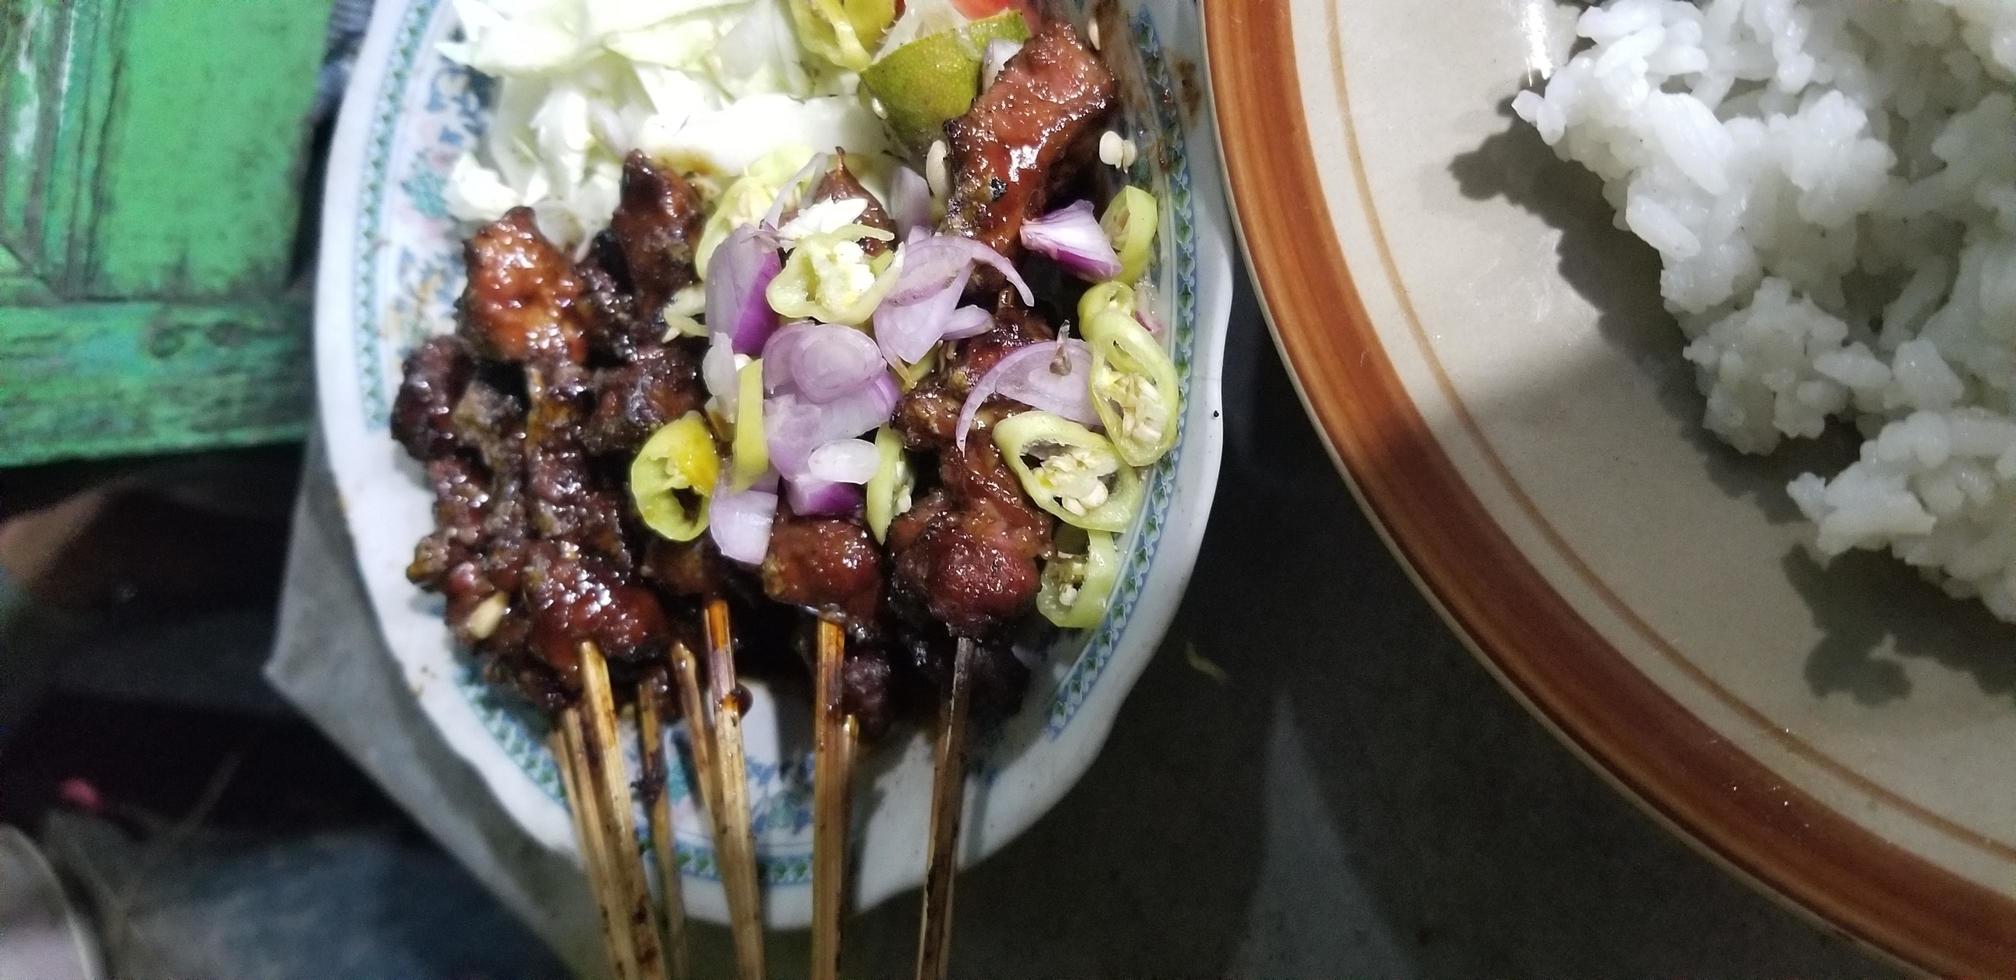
[948,0,1038,25]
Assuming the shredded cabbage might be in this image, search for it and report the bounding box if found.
[694,145,818,277]
[440,0,884,247]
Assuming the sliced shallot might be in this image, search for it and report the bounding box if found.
[954,339,1100,450]
[1020,200,1122,282]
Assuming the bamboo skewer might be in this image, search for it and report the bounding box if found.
[554,713,637,980]
[810,618,857,980]
[702,598,767,980]
[579,643,667,980]
[635,679,691,980]
[913,637,976,980]
[669,644,718,818]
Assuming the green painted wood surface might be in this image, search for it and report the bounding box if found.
[0,0,332,466]
[0,298,310,465]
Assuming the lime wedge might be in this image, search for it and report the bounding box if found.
[860,11,1030,152]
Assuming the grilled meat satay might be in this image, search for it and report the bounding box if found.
[609,150,707,317]
[886,300,1061,727]
[942,21,1116,259]
[459,207,590,365]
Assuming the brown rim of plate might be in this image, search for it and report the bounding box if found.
[1206,1,2016,975]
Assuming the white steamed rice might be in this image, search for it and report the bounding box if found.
[1514,0,2016,621]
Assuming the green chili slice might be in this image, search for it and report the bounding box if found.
[1037,526,1119,629]
[1101,185,1158,284]
[630,412,721,541]
[730,358,768,490]
[992,411,1144,532]
[1084,309,1180,467]
[864,426,913,543]
[1077,280,1136,326]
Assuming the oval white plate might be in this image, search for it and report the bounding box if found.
[316,0,1229,927]
[1211,0,2016,971]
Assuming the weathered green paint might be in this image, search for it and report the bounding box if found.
[91,0,330,298]
[0,243,52,303]
[0,0,332,465]
[0,297,310,466]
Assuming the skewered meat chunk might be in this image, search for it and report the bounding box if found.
[895,383,963,451]
[609,151,705,316]
[939,422,1051,535]
[523,539,673,676]
[450,373,526,474]
[581,344,706,458]
[524,365,630,566]
[805,156,897,255]
[889,302,1058,640]
[459,208,588,364]
[895,297,1058,450]
[841,647,896,739]
[407,455,491,588]
[942,21,1116,257]
[888,422,1052,638]
[392,336,476,460]
[576,238,656,362]
[762,510,886,630]
[644,537,736,599]
[889,491,1047,636]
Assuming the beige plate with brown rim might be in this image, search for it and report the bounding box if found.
[1209,0,2016,973]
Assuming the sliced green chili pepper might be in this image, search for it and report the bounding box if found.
[1037,526,1119,629]
[631,412,721,541]
[1077,280,1136,326]
[864,426,913,543]
[731,358,768,490]
[1084,309,1180,467]
[766,224,900,326]
[992,411,1144,532]
[788,0,892,71]
[1101,185,1158,284]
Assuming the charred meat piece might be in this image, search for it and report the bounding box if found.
[524,365,630,566]
[890,504,1046,636]
[841,646,897,740]
[581,343,706,457]
[889,432,1051,637]
[894,625,1030,731]
[939,428,1051,534]
[392,336,476,460]
[407,455,492,588]
[523,539,673,679]
[894,302,1058,451]
[609,151,705,315]
[459,208,588,364]
[762,509,886,631]
[643,536,735,599]
[450,373,526,476]
[941,21,1116,257]
[804,155,897,255]
[888,302,1056,639]
[894,381,963,451]
[886,487,953,554]
[444,375,538,596]
[946,301,1056,391]
[575,236,656,362]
